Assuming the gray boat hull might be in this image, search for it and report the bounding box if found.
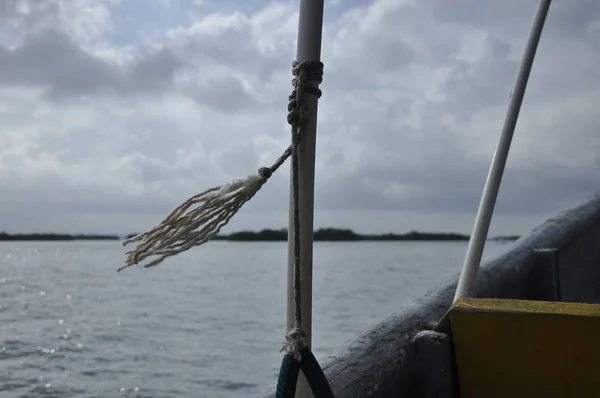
[260,192,600,397]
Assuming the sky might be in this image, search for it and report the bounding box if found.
[0,0,599,236]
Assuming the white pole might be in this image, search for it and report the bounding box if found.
[454,0,552,302]
[287,0,324,396]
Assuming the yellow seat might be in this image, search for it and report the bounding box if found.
[450,298,600,398]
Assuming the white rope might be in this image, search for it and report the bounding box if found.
[118,175,266,271]
[282,329,307,362]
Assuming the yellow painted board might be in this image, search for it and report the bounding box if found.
[451,298,600,398]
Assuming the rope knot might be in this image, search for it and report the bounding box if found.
[292,60,324,96]
[287,97,304,126]
[258,167,272,179]
[287,61,324,129]
[281,327,307,362]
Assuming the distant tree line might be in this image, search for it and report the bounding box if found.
[489,235,521,241]
[212,229,520,241]
[211,228,475,241]
[0,229,520,242]
[0,232,120,241]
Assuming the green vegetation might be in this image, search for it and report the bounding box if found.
[0,229,521,242]
[0,233,120,241]
[211,228,472,241]
[489,235,521,241]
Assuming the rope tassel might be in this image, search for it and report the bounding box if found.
[119,61,323,271]
[119,174,267,271]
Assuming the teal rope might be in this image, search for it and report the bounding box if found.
[276,354,300,398]
[275,348,334,398]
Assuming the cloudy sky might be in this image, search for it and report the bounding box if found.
[0,0,599,237]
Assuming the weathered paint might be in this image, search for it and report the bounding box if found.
[259,192,600,398]
[451,298,600,397]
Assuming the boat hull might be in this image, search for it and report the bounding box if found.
[259,192,600,397]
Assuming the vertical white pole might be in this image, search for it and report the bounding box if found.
[454,0,552,302]
[287,0,324,396]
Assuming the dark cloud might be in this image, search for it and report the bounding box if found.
[129,47,184,92]
[0,29,183,98]
[433,0,599,40]
[182,75,260,112]
[0,29,118,95]
[0,0,60,27]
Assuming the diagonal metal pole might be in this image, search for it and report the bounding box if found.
[454,0,552,302]
[286,0,324,396]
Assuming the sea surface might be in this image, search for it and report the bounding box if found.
[0,240,512,397]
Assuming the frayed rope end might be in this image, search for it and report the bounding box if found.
[117,174,267,272]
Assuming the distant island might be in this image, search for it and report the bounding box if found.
[0,229,521,242]
[126,228,519,242]
[489,235,521,241]
[212,228,472,241]
[0,233,120,241]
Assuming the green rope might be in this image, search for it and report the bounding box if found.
[276,354,300,398]
[275,348,334,398]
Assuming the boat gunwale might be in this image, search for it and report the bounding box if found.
[259,191,600,397]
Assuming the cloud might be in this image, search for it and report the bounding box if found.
[0,0,599,236]
[0,29,183,99]
[0,0,118,44]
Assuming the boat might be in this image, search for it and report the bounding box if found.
[122,0,600,396]
[260,189,600,397]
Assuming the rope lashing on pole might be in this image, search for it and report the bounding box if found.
[275,59,333,398]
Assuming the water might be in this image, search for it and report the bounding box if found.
[0,240,511,397]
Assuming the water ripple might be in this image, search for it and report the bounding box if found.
[0,240,509,397]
